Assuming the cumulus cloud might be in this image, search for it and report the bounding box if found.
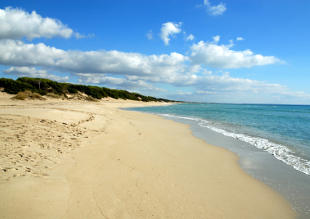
[1,38,308,104]
[163,72,310,104]
[0,7,303,103]
[203,0,227,16]
[0,7,75,40]
[0,6,307,104]
[160,22,182,45]
[0,37,284,98]
[4,66,69,81]
[190,40,279,68]
[0,39,188,78]
[188,74,284,92]
[186,34,195,41]
[75,68,310,104]
[76,73,164,93]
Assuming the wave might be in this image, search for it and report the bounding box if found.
[160,113,310,175]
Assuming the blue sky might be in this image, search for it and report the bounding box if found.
[0,0,310,104]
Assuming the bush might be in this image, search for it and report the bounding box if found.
[11,90,46,100]
[0,77,174,102]
[0,78,32,94]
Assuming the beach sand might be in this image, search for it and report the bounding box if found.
[0,92,295,218]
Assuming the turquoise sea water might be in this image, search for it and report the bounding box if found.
[130,103,310,175]
[129,103,310,218]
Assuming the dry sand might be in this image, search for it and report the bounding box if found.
[0,92,296,218]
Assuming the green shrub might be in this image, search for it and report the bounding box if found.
[0,78,32,94]
[11,90,46,100]
[0,77,174,102]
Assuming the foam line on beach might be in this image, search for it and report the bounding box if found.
[160,113,310,175]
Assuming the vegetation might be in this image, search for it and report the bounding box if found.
[11,90,46,100]
[0,77,174,102]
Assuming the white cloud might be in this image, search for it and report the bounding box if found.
[0,7,75,40]
[75,70,310,104]
[1,39,308,104]
[0,39,188,78]
[164,72,310,104]
[236,37,244,41]
[0,7,308,104]
[190,74,283,92]
[76,73,164,93]
[213,35,220,43]
[4,66,69,81]
[0,38,288,102]
[186,34,195,41]
[196,90,217,95]
[190,40,279,68]
[75,33,95,39]
[146,30,153,40]
[203,0,227,16]
[160,22,182,45]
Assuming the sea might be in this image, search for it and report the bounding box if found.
[127,103,310,219]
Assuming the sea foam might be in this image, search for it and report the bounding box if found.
[160,113,310,175]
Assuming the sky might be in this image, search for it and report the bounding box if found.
[0,0,310,104]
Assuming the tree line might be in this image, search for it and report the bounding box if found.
[0,77,174,102]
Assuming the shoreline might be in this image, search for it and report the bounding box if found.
[129,104,310,218]
[0,94,295,218]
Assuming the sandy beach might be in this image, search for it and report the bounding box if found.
[0,92,295,219]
